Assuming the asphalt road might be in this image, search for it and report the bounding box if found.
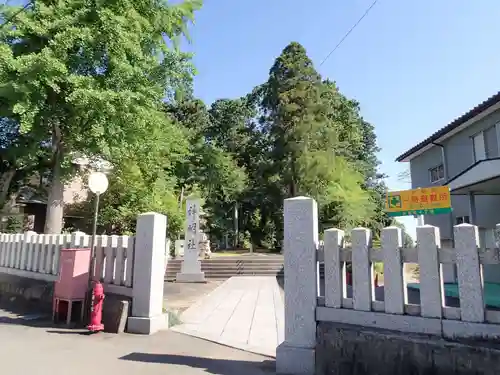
[0,308,276,375]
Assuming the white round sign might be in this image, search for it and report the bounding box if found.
[88,171,109,195]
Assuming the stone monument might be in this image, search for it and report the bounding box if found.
[176,197,206,282]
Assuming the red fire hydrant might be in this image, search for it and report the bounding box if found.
[87,281,105,332]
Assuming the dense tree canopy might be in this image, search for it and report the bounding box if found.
[1,1,400,245]
[0,0,201,233]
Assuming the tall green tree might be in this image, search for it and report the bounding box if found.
[258,42,374,236]
[165,97,247,239]
[0,0,201,233]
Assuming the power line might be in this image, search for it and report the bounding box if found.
[0,1,34,30]
[320,0,379,66]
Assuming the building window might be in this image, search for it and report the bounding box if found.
[429,164,444,183]
[472,126,499,162]
[473,132,486,162]
[485,125,499,158]
[456,216,470,225]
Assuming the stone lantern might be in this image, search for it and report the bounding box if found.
[198,208,212,259]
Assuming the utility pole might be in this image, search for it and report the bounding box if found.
[234,202,239,249]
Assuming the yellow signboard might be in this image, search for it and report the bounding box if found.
[385,186,452,217]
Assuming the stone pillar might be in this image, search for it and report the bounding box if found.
[276,196,318,375]
[127,212,169,335]
[176,197,205,282]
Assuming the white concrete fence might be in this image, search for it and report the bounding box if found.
[0,212,169,335]
[277,196,500,375]
[0,231,135,295]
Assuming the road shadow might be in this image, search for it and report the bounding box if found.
[0,313,54,328]
[46,329,95,336]
[0,297,53,328]
[0,297,90,330]
[276,274,284,290]
[120,352,276,375]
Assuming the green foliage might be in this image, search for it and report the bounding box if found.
[247,42,379,244]
[169,41,390,249]
[165,98,247,237]
[2,215,23,233]
[390,220,415,248]
[101,163,183,237]
[0,0,202,233]
[1,9,390,248]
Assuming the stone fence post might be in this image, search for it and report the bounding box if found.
[127,212,169,335]
[276,196,318,375]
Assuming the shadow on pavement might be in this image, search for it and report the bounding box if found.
[46,329,95,336]
[120,352,276,375]
[276,274,284,289]
[0,298,90,330]
[0,298,53,328]
[0,313,53,327]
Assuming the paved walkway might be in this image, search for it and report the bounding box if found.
[171,276,284,358]
[164,280,225,312]
[0,309,276,375]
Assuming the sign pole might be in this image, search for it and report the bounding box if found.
[415,186,425,226]
[417,215,425,226]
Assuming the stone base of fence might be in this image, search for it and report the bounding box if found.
[0,272,131,332]
[127,313,169,335]
[317,321,500,375]
[0,272,53,312]
[276,343,315,375]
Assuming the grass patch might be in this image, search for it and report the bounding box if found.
[212,252,245,257]
[163,307,183,327]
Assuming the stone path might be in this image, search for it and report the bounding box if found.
[171,276,284,358]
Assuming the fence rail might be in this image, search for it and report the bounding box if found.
[316,224,500,339]
[0,232,135,289]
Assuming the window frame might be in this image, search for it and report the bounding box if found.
[472,131,486,162]
[471,125,500,162]
[429,163,444,183]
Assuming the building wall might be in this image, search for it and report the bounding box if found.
[409,107,500,240]
[62,174,89,205]
[24,172,89,205]
[19,173,89,232]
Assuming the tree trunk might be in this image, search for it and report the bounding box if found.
[0,169,16,209]
[44,156,65,234]
[44,123,65,234]
[290,180,297,197]
[289,158,298,197]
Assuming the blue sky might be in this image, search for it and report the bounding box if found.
[182,0,500,238]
